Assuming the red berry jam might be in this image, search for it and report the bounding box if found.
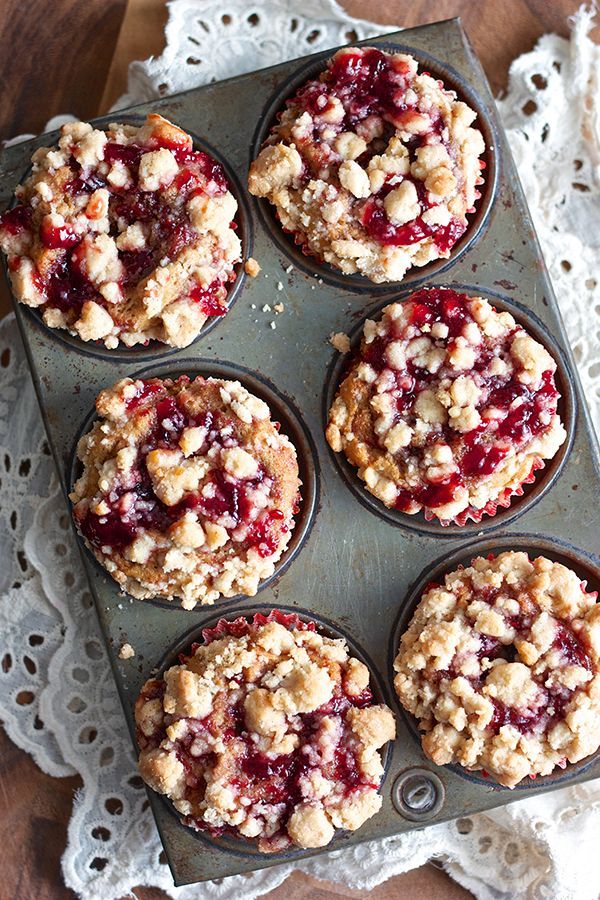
[190,281,228,316]
[40,219,80,250]
[0,204,33,235]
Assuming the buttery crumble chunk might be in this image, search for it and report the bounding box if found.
[135,611,395,851]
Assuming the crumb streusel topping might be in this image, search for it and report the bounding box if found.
[0,114,241,349]
[136,611,396,851]
[394,551,600,788]
[248,47,485,284]
[326,288,566,525]
[70,376,300,607]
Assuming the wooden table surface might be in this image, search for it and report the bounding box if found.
[0,1,594,897]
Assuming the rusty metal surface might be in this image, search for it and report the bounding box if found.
[1,18,599,887]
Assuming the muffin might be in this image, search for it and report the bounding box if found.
[394,551,600,788]
[248,47,485,283]
[0,114,240,348]
[326,287,566,525]
[136,611,396,851]
[70,376,300,607]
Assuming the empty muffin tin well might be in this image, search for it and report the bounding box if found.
[1,18,599,889]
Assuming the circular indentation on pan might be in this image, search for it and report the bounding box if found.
[392,767,445,821]
[323,284,577,537]
[250,42,499,294]
[388,533,600,791]
[146,602,393,858]
[68,358,318,609]
[2,114,251,363]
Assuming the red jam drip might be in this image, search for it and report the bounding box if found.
[460,437,510,477]
[245,509,286,557]
[492,371,558,443]
[553,623,592,671]
[171,149,229,195]
[104,142,145,169]
[44,255,100,312]
[325,47,415,125]
[65,160,107,195]
[0,204,33,234]
[488,698,546,734]
[362,197,466,251]
[125,380,166,412]
[119,249,155,285]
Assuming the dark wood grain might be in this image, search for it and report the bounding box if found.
[0,0,127,141]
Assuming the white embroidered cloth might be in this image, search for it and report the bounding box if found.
[1,2,599,898]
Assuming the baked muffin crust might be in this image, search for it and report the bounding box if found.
[136,611,396,851]
[0,114,241,348]
[394,551,600,787]
[326,288,566,524]
[70,376,300,607]
[249,47,485,283]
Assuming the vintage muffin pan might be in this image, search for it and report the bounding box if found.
[1,18,599,887]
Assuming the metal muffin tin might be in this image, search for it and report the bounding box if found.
[1,17,599,888]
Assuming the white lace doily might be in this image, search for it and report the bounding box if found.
[1,3,600,898]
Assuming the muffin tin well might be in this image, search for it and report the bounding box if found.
[250,42,500,294]
[68,358,319,609]
[323,284,577,536]
[5,117,252,363]
[1,17,599,888]
[151,603,394,859]
[388,533,600,790]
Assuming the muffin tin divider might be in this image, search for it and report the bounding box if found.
[1,18,600,886]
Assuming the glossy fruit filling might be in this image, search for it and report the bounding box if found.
[360,288,560,514]
[77,383,286,558]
